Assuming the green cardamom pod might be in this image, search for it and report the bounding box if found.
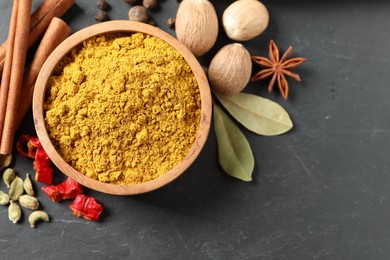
[23,173,35,196]
[0,154,12,172]
[28,210,50,228]
[9,176,24,201]
[3,168,16,188]
[19,194,39,210]
[8,200,22,224]
[0,190,10,205]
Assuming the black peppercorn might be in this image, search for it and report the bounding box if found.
[97,0,108,10]
[94,10,108,22]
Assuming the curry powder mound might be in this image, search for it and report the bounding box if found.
[44,33,201,184]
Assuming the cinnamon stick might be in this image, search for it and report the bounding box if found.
[0,0,19,144]
[16,17,71,129]
[0,0,75,78]
[0,0,33,155]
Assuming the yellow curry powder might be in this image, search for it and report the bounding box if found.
[44,33,201,184]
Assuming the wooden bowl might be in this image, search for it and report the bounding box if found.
[33,21,212,195]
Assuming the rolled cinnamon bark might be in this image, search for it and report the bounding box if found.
[0,0,19,145]
[0,0,33,154]
[15,17,71,129]
[0,0,75,78]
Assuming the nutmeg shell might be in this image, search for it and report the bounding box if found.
[208,43,252,96]
[223,0,269,41]
[175,0,218,57]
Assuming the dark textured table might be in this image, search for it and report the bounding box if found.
[1,0,390,259]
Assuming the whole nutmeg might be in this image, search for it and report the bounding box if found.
[208,43,252,95]
[128,6,149,23]
[175,0,218,57]
[223,0,269,41]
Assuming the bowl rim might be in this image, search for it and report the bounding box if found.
[32,20,212,195]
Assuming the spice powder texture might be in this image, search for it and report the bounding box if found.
[44,33,201,184]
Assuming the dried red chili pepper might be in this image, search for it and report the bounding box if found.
[16,134,53,184]
[69,194,103,221]
[16,135,39,158]
[42,178,83,202]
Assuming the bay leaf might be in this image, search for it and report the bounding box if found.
[213,104,254,182]
[215,92,293,136]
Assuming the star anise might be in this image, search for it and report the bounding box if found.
[251,40,306,99]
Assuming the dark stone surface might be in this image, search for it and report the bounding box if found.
[1,0,390,259]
